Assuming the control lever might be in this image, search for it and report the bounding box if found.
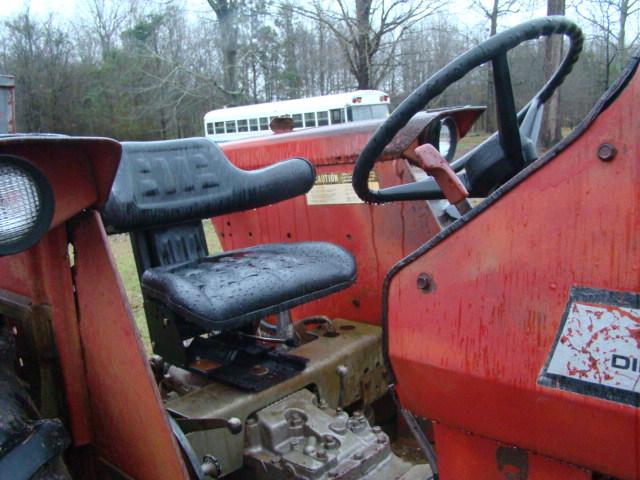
[407,144,471,215]
[169,412,243,435]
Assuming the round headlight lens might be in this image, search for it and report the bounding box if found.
[0,155,54,256]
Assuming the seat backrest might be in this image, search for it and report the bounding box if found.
[102,137,315,234]
[102,137,315,280]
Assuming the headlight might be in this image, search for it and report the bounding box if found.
[0,155,54,256]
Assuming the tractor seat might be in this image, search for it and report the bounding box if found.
[141,242,356,331]
[101,137,357,342]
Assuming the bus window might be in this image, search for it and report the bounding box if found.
[349,104,390,121]
[238,119,249,132]
[330,109,345,124]
[304,112,316,127]
[292,114,303,128]
[317,111,329,126]
[226,120,237,133]
[214,122,225,134]
[206,122,214,135]
[249,118,258,131]
[259,117,269,130]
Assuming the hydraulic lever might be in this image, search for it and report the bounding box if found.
[411,144,471,215]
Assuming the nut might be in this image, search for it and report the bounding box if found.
[416,273,434,292]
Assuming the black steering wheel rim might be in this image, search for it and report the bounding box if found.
[353,16,584,203]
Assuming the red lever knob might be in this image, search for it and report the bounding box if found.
[414,143,469,205]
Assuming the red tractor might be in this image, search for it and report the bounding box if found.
[0,17,638,480]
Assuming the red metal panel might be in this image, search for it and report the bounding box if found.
[0,225,93,444]
[388,69,640,476]
[213,109,483,323]
[0,138,121,227]
[435,424,591,479]
[71,211,188,480]
[214,159,440,323]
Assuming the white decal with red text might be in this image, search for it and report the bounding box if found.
[547,301,640,393]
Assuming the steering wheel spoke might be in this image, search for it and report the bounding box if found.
[492,52,524,172]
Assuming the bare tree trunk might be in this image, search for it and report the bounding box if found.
[207,0,242,104]
[484,0,499,131]
[540,0,565,148]
[354,0,373,89]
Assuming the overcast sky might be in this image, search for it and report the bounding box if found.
[0,0,551,28]
[0,0,214,20]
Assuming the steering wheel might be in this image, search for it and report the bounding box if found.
[352,16,584,203]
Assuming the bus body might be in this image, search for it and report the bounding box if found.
[203,90,390,142]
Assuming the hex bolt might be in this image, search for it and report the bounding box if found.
[323,434,339,450]
[317,449,328,460]
[288,411,305,427]
[597,143,617,162]
[303,440,317,456]
[201,455,221,478]
[416,273,434,292]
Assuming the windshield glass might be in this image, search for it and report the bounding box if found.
[349,104,389,121]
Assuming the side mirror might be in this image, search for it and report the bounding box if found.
[0,154,54,256]
[430,116,458,163]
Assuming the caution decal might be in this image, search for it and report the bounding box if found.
[306,172,379,205]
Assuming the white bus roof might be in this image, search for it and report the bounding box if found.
[204,90,388,121]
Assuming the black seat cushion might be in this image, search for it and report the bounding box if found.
[141,242,357,331]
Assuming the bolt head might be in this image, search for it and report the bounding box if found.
[416,273,434,292]
[597,143,617,161]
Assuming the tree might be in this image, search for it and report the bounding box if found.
[297,0,442,90]
[206,0,244,104]
[474,0,519,131]
[540,0,565,148]
[577,0,640,87]
[3,11,76,133]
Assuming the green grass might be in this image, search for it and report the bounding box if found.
[109,220,221,350]
[455,131,491,158]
